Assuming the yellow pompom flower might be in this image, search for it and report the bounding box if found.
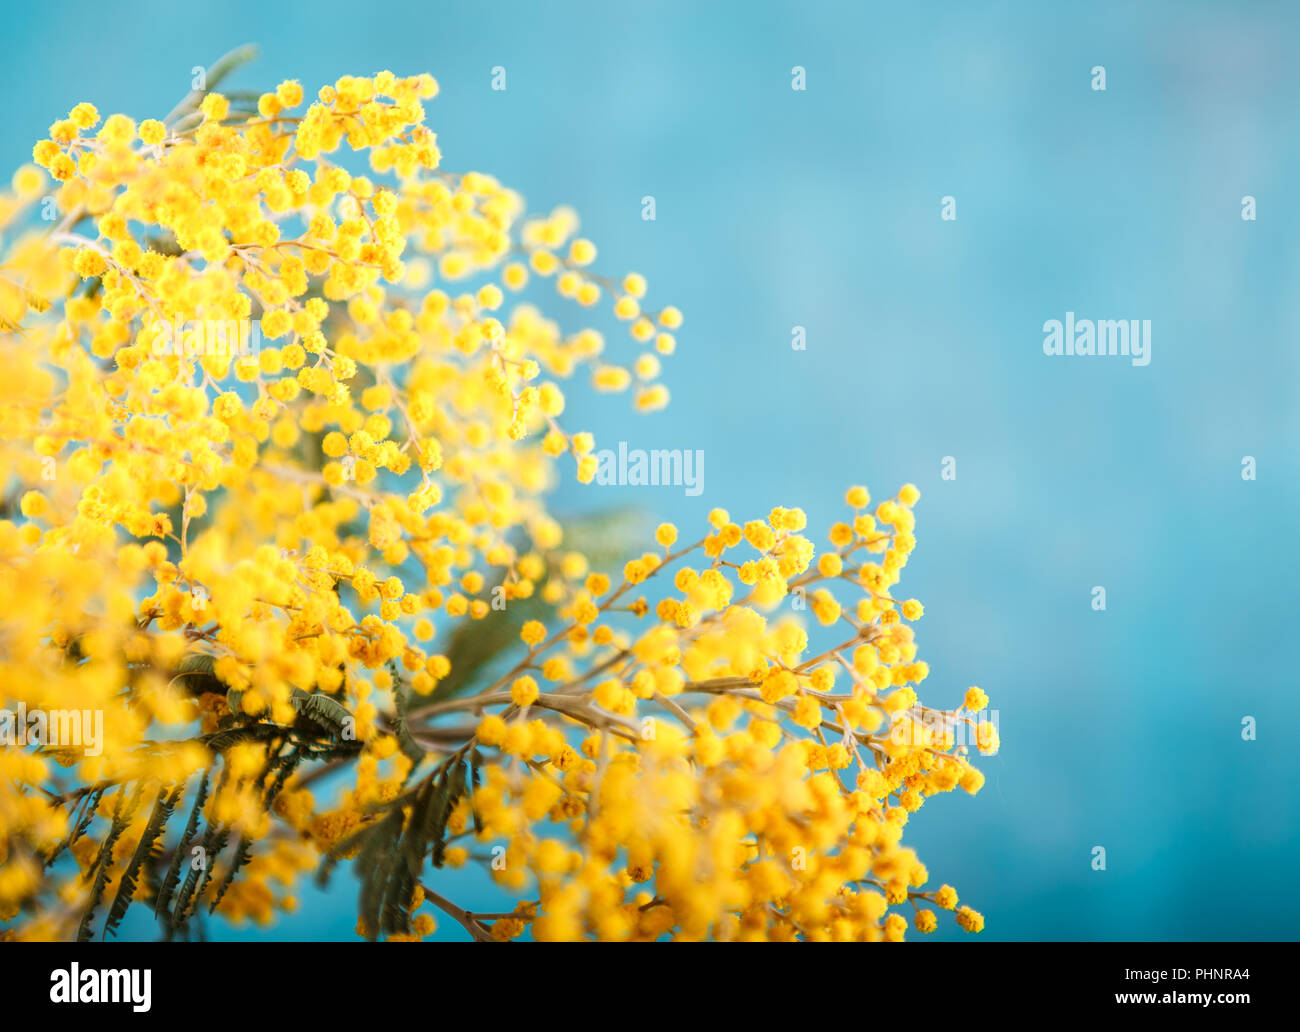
[510,676,540,708]
[521,620,547,646]
[658,305,683,329]
[476,714,507,746]
[19,491,48,518]
[68,102,99,130]
[956,906,985,933]
[654,522,677,548]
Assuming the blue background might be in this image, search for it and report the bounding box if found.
[5,0,1297,941]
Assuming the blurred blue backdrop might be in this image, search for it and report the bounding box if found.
[5,0,1297,941]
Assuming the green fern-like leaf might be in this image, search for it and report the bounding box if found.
[206,837,254,914]
[169,652,225,697]
[291,687,353,737]
[200,722,281,753]
[105,784,182,939]
[390,681,427,766]
[155,772,209,931]
[356,808,405,942]
[77,784,143,942]
[431,760,468,869]
[171,819,228,937]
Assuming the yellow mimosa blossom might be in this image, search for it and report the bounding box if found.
[0,59,992,944]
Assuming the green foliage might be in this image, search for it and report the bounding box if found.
[154,772,209,931]
[105,784,183,939]
[338,754,473,941]
[169,651,225,697]
[291,687,353,738]
[77,784,143,941]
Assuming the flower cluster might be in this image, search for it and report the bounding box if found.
[0,63,993,941]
